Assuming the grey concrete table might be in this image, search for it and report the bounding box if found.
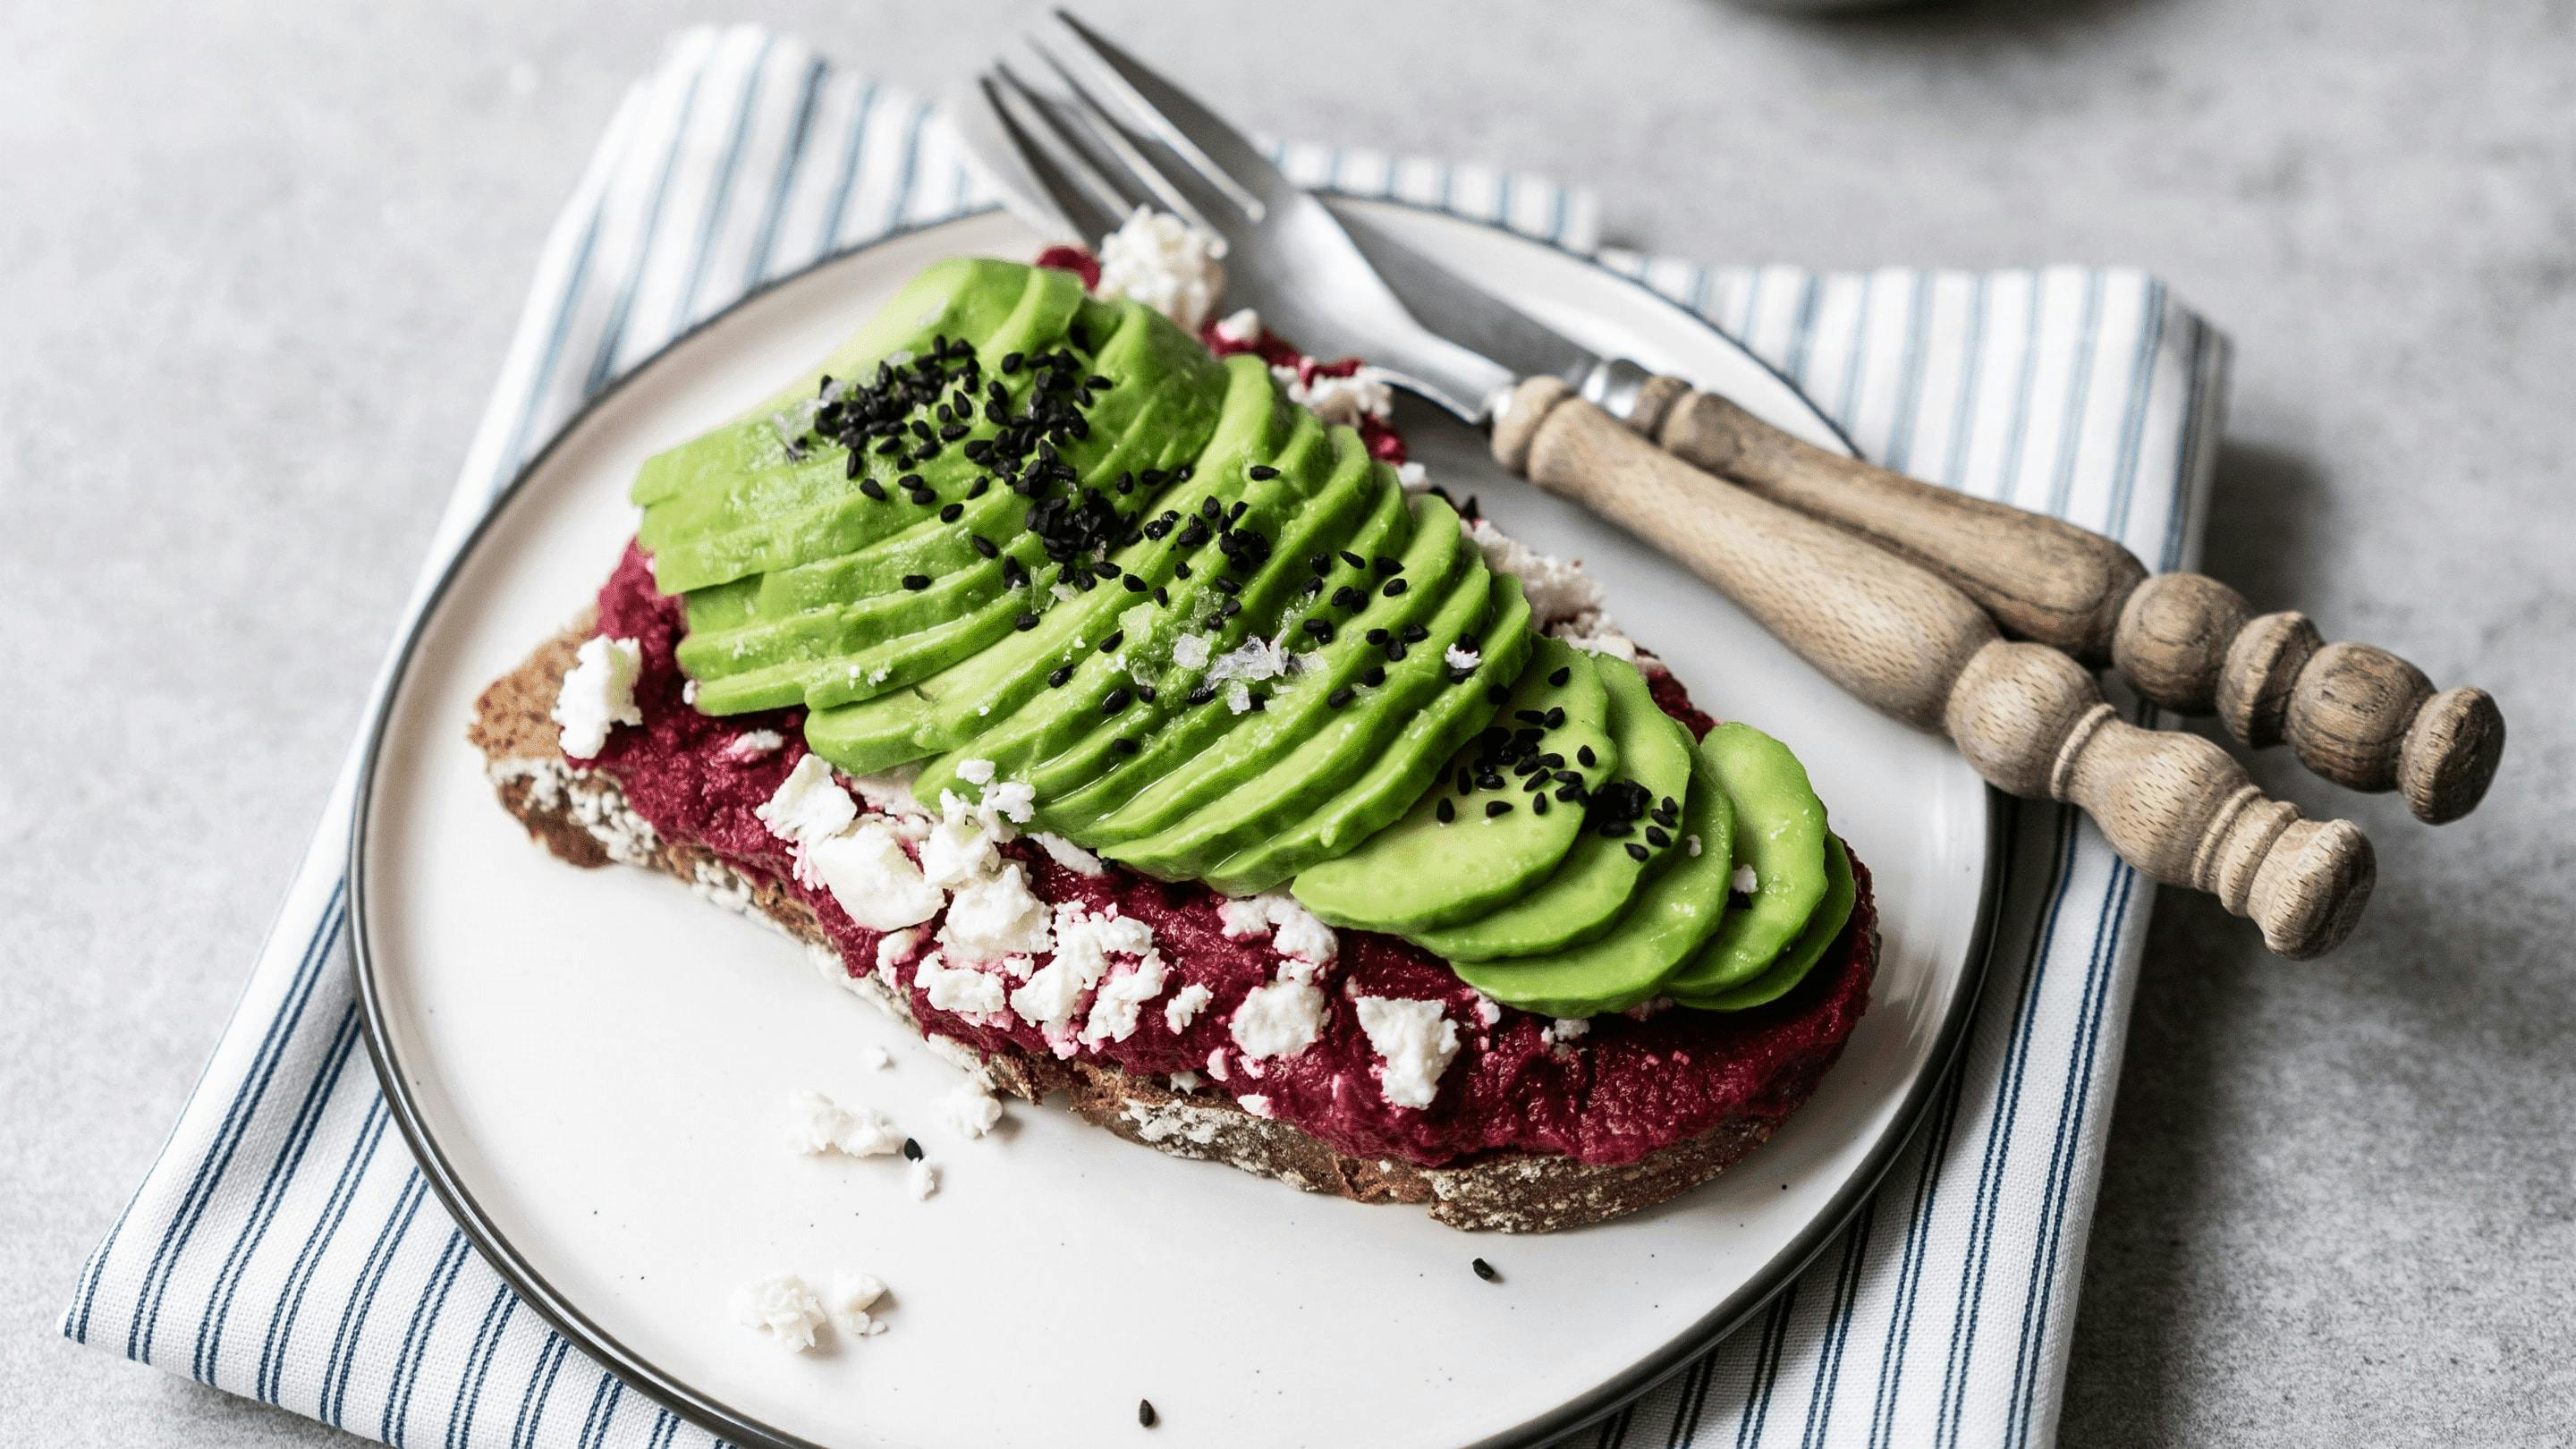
[6,1,2570,1445]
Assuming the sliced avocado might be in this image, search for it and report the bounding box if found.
[1105,546,1495,880]
[1203,573,1533,895]
[1034,453,1415,836]
[903,396,1336,798]
[1087,492,1469,851]
[1675,835,1855,1012]
[1015,430,1386,818]
[1445,749,1738,1016]
[1291,639,1615,935]
[1412,657,1697,961]
[1659,721,1832,1000]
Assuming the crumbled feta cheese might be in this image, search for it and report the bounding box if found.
[1396,460,1430,494]
[1096,208,1228,331]
[1084,955,1170,1044]
[1164,981,1213,1032]
[1284,366,1395,428]
[919,808,1001,890]
[1212,307,1261,343]
[552,635,643,758]
[1472,995,1503,1028]
[1229,975,1326,1061]
[723,729,785,762]
[1239,1093,1273,1118]
[1355,997,1462,1109]
[861,1044,893,1071]
[1733,862,1759,894]
[1465,518,1606,626]
[1167,1070,1202,1092]
[913,953,1009,1018]
[875,927,922,973]
[805,819,944,930]
[941,862,1052,963]
[757,754,858,847]
[1031,832,1106,876]
[1010,902,1157,1030]
[681,677,699,708]
[785,1089,902,1157]
[1216,890,1340,964]
[1688,835,1704,858]
[824,1272,890,1337]
[954,758,996,786]
[906,1159,939,1200]
[735,1274,828,1352]
[1546,1017,1592,1044]
[1444,642,1481,673]
[845,765,931,819]
[1206,1048,1229,1080]
[940,1078,1003,1139]
[1554,615,1641,663]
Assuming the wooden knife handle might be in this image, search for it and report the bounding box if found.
[1496,377,2374,959]
[1625,375,2504,824]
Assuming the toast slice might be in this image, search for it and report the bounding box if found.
[470,612,1877,1233]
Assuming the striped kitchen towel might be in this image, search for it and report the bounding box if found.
[60,24,2224,1449]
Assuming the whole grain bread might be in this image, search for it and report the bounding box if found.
[470,619,1866,1233]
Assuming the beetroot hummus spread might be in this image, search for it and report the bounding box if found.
[578,542,1877,1170]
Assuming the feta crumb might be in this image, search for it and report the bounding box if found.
[1229,975,1326,1061]
[1084,955,1171,1044]
[906,1159,939,1200]
[757,754,858,847]
[1733,862,1759,894]
[1554,615,1641,663]
[984,779,1036,825]
[1212,307,1261,343]
[1207,1047,1230,1081]
[846,766,932,819]
[1355,996,1462,1109]
[1239,1093,1273,1118]
[823,1272,889,1337]
[1444,642,1481,672]
[785,1089,902,1157]
[940,1078,1003,1139]
[1096,208,1227,332]
[552,635,643,758]
[913,952,1009,1018]
[1465,517,1606,626]
[1688,835,1704,859]
[1031,832,1106,876]
[1164,981,1213,1032]
[1545,1017,1592,1044]
[1396,460,1430,495]
[1216,891,1340,964]
[681,677,699,707]
[941,862,1053,962]
[1007,900,1153,1028]
[735,1274,828,1352]
[1167,1070,1202,1092]
[955,758,996,786]
[861,1044,893,1071]
[723,729,786,762]
[875,927,922,974]
[1284,366,1395,428]
[805,820,944,930]
[1472,995,1503,1028]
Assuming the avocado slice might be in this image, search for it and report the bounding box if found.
[1034,455,1415,836]
[1085,493,1470,851]
[1104,547,1496,879]
[1291,639,1616,935]
[1202,572,1533,895]
[1658,721,1832,999]
[1411,657,1697,961]
[1444,749,1739,1016]
[1674,835,1855,1012]
[1014,432,1389,818]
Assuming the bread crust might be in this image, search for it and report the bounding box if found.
[471,620,1868,1233]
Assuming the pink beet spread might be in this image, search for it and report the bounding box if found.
[576,541,1875,1169]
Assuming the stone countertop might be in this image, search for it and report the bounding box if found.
[4,1,2569,1445]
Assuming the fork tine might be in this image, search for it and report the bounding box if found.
[1041,10,1274,222]
[979,67,1126,245]
[1029,47,1224,235]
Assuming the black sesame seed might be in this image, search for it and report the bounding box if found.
[1199,496,1222,520]
[1436,798,1455,824]
[1002,352,1023,373]
[901,573,930,590]
[860,478,888,501]
[970,535,998,559]
[1382,578,1408,597]
[1626,842,1650,862]
[1327,687,1355,708]
[1331,586,1362,609]
[1339,550,1364,569]
[1365,627,1390,645]
[1400,623,1429,642]
[1360,665,1385,687]
[1531,793,1550,815]
[1174,559,1194,579]
[1014,611,1039,631]
[1123,574,1148,593]
[1047,666,1073,688]
[1187,683,1217,705]
[1100,630,1124,653]
[1647,826,1672,848]
[1303,618,1334,642]
[1487,684,1511,704]
[1578,745,1598,767]
[1102,686,1132,714]
[1544,707,1565,727]
[1548,666,1572,687]
[1154,588,1170,606]
[1139,1400,1158,1428]
[1248,464,1279,480]
[1113,736,1139,756]
[1471,1258,1498,1283]
[1486,801,1513,818]
[1373,555,1402,575]
[1386,641,1409,660]
[901,1138,923,1161]
[938,503,963,522]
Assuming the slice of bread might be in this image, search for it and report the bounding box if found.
[469,615,1875,1233]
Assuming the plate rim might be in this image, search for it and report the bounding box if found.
[349,199,2009,1449]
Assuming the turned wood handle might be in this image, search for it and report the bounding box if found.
[1627,375,2504,824]
[1496,377,2375,959]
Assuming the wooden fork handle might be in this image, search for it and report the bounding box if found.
[1623,375,2504,824]
[1495,377,2374,959]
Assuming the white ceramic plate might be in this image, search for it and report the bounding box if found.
[353,203,2002,1449]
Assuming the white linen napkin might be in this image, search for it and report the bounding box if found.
[61,24,2224,1449]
